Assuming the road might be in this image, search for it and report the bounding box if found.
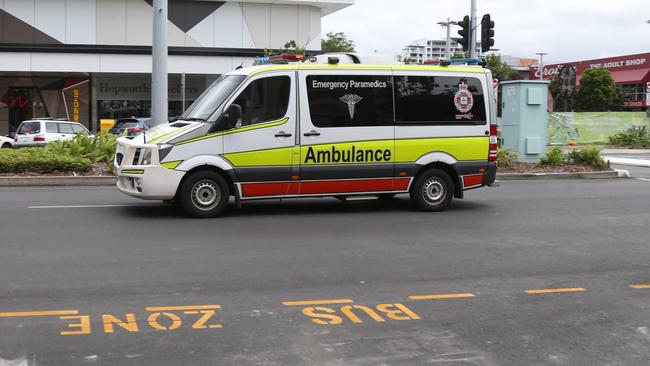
[1,179,650,365]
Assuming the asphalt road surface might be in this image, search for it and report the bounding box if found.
[1,179,650,366]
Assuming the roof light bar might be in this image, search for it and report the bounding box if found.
[254,54,305,65]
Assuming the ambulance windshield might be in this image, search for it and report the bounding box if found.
[182,75,245,122]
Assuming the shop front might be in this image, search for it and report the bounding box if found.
[0,73,91,135]
[0,73,217,136]
[530,53,650,110]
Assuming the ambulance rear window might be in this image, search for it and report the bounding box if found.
[394,76,486,124]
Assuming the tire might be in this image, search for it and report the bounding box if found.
[1,143,10,149]
[409,168,454,212]
[178,171,230,218]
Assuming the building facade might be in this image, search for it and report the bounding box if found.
[0,0,353,134]
[529,52,650,110]
[401,38,481,63]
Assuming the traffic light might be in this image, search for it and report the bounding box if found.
[456,15,470,52]
[481,14,495,52]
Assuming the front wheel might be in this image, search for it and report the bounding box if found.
[409,168,454,212]
[1,143,10,149]
[178,171,230,218]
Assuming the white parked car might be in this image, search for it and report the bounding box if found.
[0,135,13,148]
[13,119,90,147]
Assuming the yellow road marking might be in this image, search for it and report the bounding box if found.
[0,310,79,317]
[525,288,586,294]
[145,305,221,311]
[282,299,354,306]
[630,284,650,289]
[409,293,476,300]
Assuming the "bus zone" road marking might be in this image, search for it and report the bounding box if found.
[0,305,223,336]
[283,299,421,325]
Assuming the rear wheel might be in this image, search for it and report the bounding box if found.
[1,143,10,149]
[409,168,453,212]
[178,171,230,218]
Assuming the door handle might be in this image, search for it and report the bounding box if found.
[303,130,321,137]
[274,131,292,138]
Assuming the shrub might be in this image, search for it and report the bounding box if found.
[608,126,649,147]
[0,148,91,173]
[567,147,605,168]
[539,147,565,167]
[47,133,118,163]
[497,148,518,167]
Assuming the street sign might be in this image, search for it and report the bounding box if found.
[493,79,499,103]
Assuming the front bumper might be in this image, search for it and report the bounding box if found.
[114,138,184,200]
[116,165,185,200]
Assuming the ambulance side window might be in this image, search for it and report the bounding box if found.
[232,76,290,126]
[306,75,393,128]
[394,76,486,124]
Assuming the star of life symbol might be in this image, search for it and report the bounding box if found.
[340,94,363,119]
[454,82,474,113]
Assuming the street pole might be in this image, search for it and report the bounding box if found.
[470,0,477,58]
[181,72,186,113]
[437,18,455,59]
[151,0,168,126]
[536,52,548,81]
[445,17,451,59]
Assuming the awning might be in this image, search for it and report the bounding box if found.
[609,68,650,84]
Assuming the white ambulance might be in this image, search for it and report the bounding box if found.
[115,54,498,217]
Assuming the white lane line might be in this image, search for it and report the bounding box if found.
[636,178,650,182]
[605,157,650,168]
[28,204,155,209]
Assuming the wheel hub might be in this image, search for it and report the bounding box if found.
[422,178,445,204]
[191,180,220,210]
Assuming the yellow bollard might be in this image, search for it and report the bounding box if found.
[99,119,116,135]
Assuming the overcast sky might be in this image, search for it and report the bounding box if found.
[321,0,650,63]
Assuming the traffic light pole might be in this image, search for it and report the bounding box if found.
[151,0,168,126]
[470,0,477,58]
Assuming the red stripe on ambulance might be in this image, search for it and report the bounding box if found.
[241,178,411,198]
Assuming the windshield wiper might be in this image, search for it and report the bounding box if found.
[181,117,208,122]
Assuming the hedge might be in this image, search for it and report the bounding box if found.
[0,148,92,173]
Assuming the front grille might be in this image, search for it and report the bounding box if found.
[115,153,123,166]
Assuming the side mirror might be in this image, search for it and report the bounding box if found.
[223,104,242,129]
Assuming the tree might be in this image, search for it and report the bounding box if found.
[264,40,304,56]
[484,54,517,81]
[574,68,620,111]
[550,76,574,111]
[321,32,355,52]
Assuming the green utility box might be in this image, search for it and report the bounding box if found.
[500,80,550,163]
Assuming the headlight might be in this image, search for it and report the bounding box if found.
[140,148,152,165]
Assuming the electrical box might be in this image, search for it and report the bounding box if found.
[500,80,550,163]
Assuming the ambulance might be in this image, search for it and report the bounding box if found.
[114,54,498,217]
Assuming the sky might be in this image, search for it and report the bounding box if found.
[321,0,650,64]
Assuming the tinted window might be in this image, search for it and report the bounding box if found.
[395,76,486,124]
[72,124,87,133]
[46,122,58,133]
[17,122,41,134]
[115,122,139,128]
[58,123,74,133]
[307,75,393,127]
[232,76,290,126]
